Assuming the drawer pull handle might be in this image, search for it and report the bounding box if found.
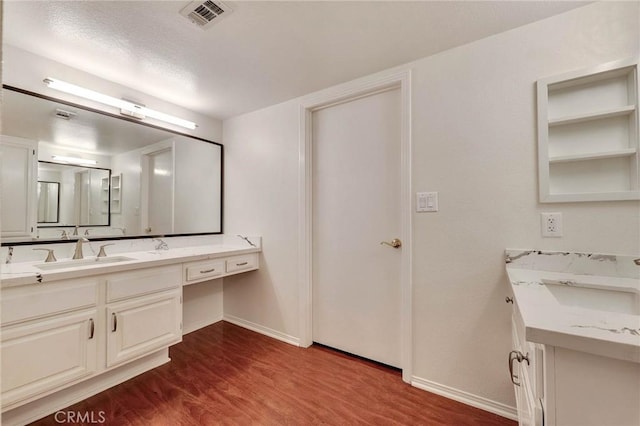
[236,262,249,266]
[508,350,530,386]
[112,313,118,332]
[505,296,514,304]
[200,268,217,274]
[89,318,95,339]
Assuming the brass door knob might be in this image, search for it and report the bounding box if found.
[380,238,402,248]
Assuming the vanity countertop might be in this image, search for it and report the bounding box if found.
[1,243,260,288]
[505,249,640,363]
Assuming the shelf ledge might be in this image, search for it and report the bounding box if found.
[549,148,637,164]
[548,105,636,127]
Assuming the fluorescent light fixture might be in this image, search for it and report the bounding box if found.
[43,78,197,130]
[52,155,98,166]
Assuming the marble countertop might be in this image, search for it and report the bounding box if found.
[506,249,640,363]
[1,238,261,288]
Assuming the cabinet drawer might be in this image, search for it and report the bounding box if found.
[107,265,181,302]
[225,254,258,274]
[184,259,225,284]
[1,278,98,326]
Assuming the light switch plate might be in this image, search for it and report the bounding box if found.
[417,192,438,212]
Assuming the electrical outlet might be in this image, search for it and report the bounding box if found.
[541,212,562,237]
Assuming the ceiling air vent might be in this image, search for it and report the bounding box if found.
[55,108,76,120]
[180,0,232,30]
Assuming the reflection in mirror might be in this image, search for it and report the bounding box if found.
[37,181,60,223]
[37,162,110,227]
[0,86,223,244]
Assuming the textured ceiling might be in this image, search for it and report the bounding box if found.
[3,1,588,120]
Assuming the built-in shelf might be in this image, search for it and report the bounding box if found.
[549,148,637,164]
[110,174,122,214]
[548,105,635,127]
[537,58,639,202]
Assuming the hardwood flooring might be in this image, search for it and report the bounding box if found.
[31,321,516,425]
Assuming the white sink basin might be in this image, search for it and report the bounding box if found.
[35,256,136,270]
[543,280,640,315]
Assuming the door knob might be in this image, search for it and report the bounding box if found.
[380,238,402,248]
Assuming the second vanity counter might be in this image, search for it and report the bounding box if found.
[1,236,261,288]
[505,249,640,363]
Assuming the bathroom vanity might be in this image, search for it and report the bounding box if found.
[0,236,260,425]
[505,250,640,426]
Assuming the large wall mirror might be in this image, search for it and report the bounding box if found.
[0,85,223,244]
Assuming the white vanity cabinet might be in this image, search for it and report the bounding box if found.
[509,305,543,426]
[509,302,640,426]
[1,278,99,410]
[1,241,261,425]
[0,265,182,414]
[105,265,182,367]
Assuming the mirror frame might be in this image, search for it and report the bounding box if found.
[1,84,224,246]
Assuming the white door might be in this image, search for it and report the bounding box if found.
[312,88,402,368]
[146,148,174,234]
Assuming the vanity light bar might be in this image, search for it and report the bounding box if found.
[43,78,197,130]
[51,155,98,166]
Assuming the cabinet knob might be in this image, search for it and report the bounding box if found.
[505,296,514,304]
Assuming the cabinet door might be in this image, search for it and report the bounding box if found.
[1,309,98,408]
[0,136,37,238]
[106,290,182,367]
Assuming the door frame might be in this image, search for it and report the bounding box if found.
[140,140,175,235]
[297,69,413,382]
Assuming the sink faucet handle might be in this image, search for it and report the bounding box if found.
[33,248,57,263]
[97,243,115,258]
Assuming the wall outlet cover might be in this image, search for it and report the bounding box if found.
[541,212,562,237]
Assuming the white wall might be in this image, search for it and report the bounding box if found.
[223,1,640,412]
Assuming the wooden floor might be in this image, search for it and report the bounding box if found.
[32,322,516,425]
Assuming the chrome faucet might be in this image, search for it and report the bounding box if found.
[73,238,89,260]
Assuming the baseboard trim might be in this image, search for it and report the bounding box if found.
[223,315,300,347]
[411,376,518,421]
[183,315,224,335]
